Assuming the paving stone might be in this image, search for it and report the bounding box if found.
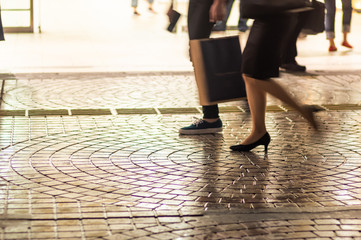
[1,72,361,239]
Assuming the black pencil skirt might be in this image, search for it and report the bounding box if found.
[242,15,291,80]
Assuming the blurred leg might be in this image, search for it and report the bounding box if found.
[188,0,219,120]
[179,0,223,134]
[213,0,234,31]
[131,0,139,14]
[341,0,353,47]
[148,0,155,11]
[238,0,249,32]
[241,75,267,145]
[325,0,336,41]
[131,0,138,7]
[241,75,316,145]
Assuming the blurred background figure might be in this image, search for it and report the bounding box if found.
[212,0,249,32]
[131,0,155,15]
[325,0,353,52]
[280,12,309,72]
[0,5,4,41]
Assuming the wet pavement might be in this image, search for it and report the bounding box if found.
[1,69,361,239]
[1,2,361,239]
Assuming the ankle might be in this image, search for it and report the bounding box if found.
[302,105,319,130]
[251,128,267,135]
[203,118,219,123]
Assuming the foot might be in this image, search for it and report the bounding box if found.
[302,105,320,130]
[179,118,222,135]
[230,132,271,153]
[238,25,249,32]
[212,26,226,32]
[328,45,337,52]
[280,62,306,72]
[341,41,353,49]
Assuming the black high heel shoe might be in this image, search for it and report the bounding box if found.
[303,105,323,131]
[230,132,271,153]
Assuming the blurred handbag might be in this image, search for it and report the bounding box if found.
[241,0,312,19]
[190,36,246,106]
[302,0,325,35]
[166,0,181,32]
[0,6,5,41]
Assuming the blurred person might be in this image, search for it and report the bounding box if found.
[131,0,155,15]
[280,12,309,72]
[0,5,4,41]
[213,0,249,32]
[230,10,319,153]
[179,0,229,135]
[325,0,353,52]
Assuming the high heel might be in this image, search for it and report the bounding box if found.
[302,105,321,131]
[230,132,271,153]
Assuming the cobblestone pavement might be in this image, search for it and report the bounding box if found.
[1,71,361,239]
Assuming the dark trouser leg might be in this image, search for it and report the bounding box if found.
[188,0,220,119]
[238,0,249,32]
[281,12,309,64]
[213,0,234,31]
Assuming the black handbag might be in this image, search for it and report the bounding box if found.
[302,0,325,35]
[0,6,5,41]
[241,0,312,19]
[190,36,246,105]
[166,1,181,33]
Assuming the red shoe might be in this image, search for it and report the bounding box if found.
[341,41,353,49]
[328,45,337,52]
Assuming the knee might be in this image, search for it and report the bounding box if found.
[242,74,258,86]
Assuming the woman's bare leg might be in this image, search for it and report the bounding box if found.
[241,75,267,145]
[242,74,317,144]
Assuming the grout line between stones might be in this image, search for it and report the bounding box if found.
[1,104,361,116]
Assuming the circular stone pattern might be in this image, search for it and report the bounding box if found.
[1,116,361,210]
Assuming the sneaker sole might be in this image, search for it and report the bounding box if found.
[179,127,222,135]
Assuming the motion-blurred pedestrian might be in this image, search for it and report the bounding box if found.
[230,7,319,153]
[212,0,249,32]
[0,5,5,41]
[179,0,227,135]
[325,0,353,52]
[280,12,309,72]
[131,0,155,15]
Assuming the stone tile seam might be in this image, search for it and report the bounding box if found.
[1,209,361,222]
[205,205,361,214]
[204,210,361,223]
[0,104,361,116]
[0,213,203,222]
